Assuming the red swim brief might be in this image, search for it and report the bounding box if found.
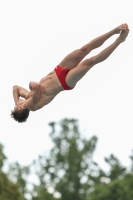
[54,66,74,90]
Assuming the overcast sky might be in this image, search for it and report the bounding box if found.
[0,0,133,174]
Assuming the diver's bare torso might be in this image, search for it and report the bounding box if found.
[27,71,64,111]
[39,70,64,95]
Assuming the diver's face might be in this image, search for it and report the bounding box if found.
[14,99,25,111]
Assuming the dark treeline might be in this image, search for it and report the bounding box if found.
[0,118,133,200]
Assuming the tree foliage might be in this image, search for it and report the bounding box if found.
[104,154,126,180]
[8,162,30,195]
[88,173,133,200]
[32,118,104,200]
[32,185,57,200]
[129,150,133,172]
[0,144,26,200]
[0,144,7,172]
[1,119,133,200]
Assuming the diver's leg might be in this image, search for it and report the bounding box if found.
[66,25,129,87]
[58,24,128,70]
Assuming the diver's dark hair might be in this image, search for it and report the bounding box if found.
[11,109,30,123]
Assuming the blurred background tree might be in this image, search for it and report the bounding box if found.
[129,149,133,172]
[8,162,30,197]
[31,184,57,200]
[0,144,7,172]
[88,173,133,200]
[1,119,133,200]
[88,150,133,200]
[32,118,104,200]
[0,143,26,200]
[104,154,126,180]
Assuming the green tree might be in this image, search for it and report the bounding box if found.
[88,150,133,200]
[104,154,126,180]
[32,185,57,200]
[0,144,7,172]
[88,173,133,200]
[8,162,30,196]
[0,172,26,200]
[0,143,26,200]
[129,150,133,172]
[32,118,104,200]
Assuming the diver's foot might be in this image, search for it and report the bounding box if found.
[117,27,129,43]
[114,23,129,34]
